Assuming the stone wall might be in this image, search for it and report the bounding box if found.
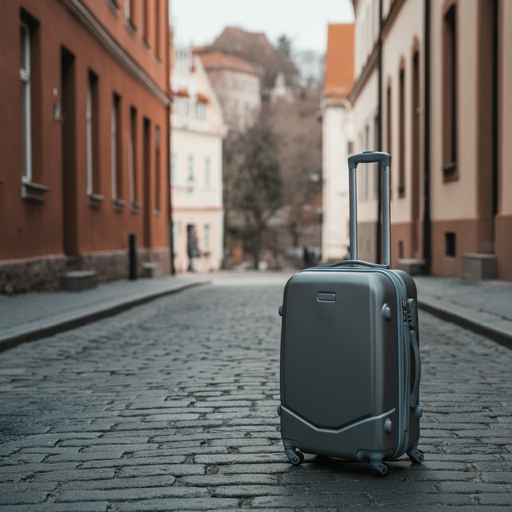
[0,247,172,295]
[0,255,67,294]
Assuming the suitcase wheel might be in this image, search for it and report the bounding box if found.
[408,448,424,465]
[285,448,304,465]
[370,461,388,477]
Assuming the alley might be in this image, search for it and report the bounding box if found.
[0,274,512,511]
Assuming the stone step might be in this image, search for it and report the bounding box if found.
[142,262,162,278]
[60,270,98,291]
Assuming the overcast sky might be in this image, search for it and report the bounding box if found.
[170,0,355,54]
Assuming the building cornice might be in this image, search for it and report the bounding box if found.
[348,42,379,104]
[59,0,170,106]
[381,0,407,41]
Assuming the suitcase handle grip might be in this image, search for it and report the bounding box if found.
[409,330,421,408]
[348,151,391,266]
[348,151,391,168]
[319,260,390,269]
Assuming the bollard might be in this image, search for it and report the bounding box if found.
[129,234,137,280]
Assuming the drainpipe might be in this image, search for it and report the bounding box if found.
[376,0,383,264]
[423,0,431,272]
[168,22,176,276]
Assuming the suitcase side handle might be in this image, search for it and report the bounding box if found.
[348,151,391,266]
[409,330,421,408]
[317,259,390,269]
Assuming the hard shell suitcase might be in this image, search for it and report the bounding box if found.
[278,151,424,476]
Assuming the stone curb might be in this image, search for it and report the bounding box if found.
[0,279,211,353]
[418,297,512,351]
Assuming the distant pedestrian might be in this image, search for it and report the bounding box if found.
[187,228,201,272]
[303,246,310,268]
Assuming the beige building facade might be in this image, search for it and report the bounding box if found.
[344,0,512,280]
[171,47,225,273]
[198,51,260,132]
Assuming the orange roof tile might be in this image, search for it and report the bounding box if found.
[198,51,257,75]
[324,24,355,99]
[196,92,209,103]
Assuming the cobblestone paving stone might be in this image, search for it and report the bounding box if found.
[1,275,512,510]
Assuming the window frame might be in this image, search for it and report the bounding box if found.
[398,59,406,197]
[204,224,211,252]
[204,157,211,189]
[442,1,458,181]
[187,154,194,185]
[20,21,32,184]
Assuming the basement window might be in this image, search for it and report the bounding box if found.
[446,232,456,257]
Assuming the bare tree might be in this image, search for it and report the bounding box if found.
[224,113,283,269]
[271,92,322,249]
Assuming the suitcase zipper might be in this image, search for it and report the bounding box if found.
[386,271,411,459]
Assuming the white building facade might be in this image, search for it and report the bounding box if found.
[171,47,226,273]
[321,24,355,262]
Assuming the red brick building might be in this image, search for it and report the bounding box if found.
[0,0,172,293]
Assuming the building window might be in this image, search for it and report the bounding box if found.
[446,232,456,257]
[374,115,379,197]
[176,97,188,116]
[142,0,149,46]
[155,125,160,211]
[443,2,458,179]
[125,0,136,31]
[196,101,206,119]
[171,152,178,185]
[204,157,211,188]
[129,107,137,207]
[111,94,123,203]
[154,0,160,59]
[364,124,369,200]
[398,64,405,197]
[20,22,32,183]
[86,71,99,196]
[386,81,392,198]
[188,155,194,185]
[204,224,211,251]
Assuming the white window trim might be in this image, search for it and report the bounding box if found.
[20,22,32,183]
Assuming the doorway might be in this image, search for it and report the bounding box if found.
[61,47,77,256]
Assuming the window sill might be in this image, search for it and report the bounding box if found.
[443,162,458,182]
[22,181,50,203]
[125,18,136,35]
[113,198,126,212]
[88,193,105,209]
[130,201,142,214]
[106,0,119,15]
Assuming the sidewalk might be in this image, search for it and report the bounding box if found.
[414,276,512,349]
[0,274,210,352]
[1,271,511,354]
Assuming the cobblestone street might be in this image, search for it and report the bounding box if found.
[1,274,512,511]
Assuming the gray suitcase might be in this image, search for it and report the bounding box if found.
[278,151,423,476]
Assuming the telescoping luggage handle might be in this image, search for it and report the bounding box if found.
[348,151,392,267]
